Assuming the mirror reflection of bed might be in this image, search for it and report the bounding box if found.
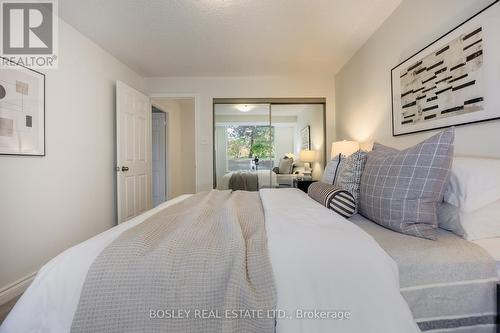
[213,100,325,191]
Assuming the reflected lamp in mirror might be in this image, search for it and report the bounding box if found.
[331,140,359,157]
[299,149,317,162]
[299,149,317,174]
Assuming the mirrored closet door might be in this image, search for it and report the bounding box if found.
[214,103,274,189]
[213,99,325,191]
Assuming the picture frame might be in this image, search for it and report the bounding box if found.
[300,125,310,150]
[391,0,500,136]
[0,57,45,156]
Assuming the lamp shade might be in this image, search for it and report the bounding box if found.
[299,149,316,162]
[331,140,359,157]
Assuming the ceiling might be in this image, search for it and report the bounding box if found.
[59,0,401,77]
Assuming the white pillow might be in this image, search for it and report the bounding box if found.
[443,156,500,212]
[321,154,341,185]
[437,203,464,237]
[438,200,500,241]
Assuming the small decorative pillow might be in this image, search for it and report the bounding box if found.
[334,150,367,212]
[437,202,465,237]
[321,154,342,184]
[278,157,294,174]
[359,128,455,240]
[308,182,356,218]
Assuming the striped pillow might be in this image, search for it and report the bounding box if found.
[307,182,356,218]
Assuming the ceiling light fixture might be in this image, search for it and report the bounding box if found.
[236,104,252,113]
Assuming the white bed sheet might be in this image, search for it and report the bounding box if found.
[1,190,420,333]
[473,237,500,276]
[261,189,419,333]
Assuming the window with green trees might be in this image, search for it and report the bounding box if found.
[226,126,274,171]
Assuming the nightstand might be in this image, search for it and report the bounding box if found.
[294,179,317,193]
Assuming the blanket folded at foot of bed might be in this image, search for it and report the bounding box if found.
[351,214,498,333]
[229,171,259,191]
[70,190,276,333]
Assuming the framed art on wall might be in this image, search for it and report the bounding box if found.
[0,58,45,156]
[391,0,500,136]
[300,125,310,150]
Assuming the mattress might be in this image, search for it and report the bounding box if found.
[474,238,500,277]
[350,214,498,333]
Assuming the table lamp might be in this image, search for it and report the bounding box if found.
[299,149,317,176]
[331,140,359,157]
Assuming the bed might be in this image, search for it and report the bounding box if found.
[473,238,500,278]
[0,189,420,333]
[218,170,278,190]
[351,215,499,333]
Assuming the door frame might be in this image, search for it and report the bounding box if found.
[212,98,327,189]
[149,93,199,193]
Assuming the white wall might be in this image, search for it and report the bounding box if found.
[294,106,325,180]
[144,76,335,191]
[335,0,499,156]
[0,20,144,299]
[152,99,196,199]
[274,126,295,166]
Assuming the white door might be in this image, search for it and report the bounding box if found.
[116,81,152,223]
[152,111,166,207]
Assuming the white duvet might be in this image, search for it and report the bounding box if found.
[1,189,420,333]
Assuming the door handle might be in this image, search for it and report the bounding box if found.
[121,166,129,172]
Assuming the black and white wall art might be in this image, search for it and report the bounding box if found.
[0,58,45,155]
[300,125,310,150]
[391,1,500,136]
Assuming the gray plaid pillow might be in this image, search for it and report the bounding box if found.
[359,128,454,240]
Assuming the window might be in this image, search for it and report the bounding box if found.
[226,125,274,171]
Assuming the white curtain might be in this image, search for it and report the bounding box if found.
[215,126,228,187]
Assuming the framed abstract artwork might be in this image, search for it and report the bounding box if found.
[0,58,45,156]
[300,125,310,150]
[391,1,500,136]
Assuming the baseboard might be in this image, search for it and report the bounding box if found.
[0,272,37,306]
